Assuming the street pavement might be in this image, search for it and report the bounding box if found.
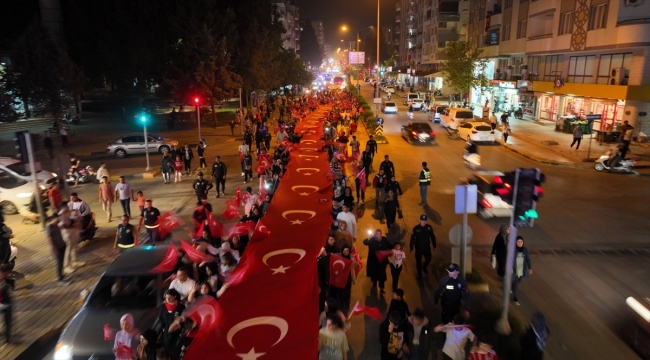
[344,83,648,359]
[0,91,648,359]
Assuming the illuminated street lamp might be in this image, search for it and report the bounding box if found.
[194,97,201,141]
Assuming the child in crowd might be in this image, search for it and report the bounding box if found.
[135,191,146,214]
[389,243,406,291]
[387,288,411,322]
[434,315,476,360]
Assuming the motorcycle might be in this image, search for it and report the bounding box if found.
[514,107,523,119]
[66,165,97,184]
[594,154,635,173]
[62,113,80,125]
[463,152,481,170]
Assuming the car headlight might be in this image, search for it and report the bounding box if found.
[17,192,33,198]
[54,343,72,360]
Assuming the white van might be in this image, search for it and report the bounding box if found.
[440,107,475,129]
[0,157,55,214]
[402,93,420,105]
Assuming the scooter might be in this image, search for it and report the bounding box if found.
[66,166,96,184]
[514,107,523,119]
[594,154,635,173]
[62,113,80,125]
[463,152,481,170]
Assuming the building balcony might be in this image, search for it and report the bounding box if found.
[394,39,400,46]
[396,15,401,23]
[616,21,650,45]
[487,13,502,29]
[396,2,401,12]
[529,0,558,16]
[525,35,555,53]
[395,26,401,34]
[486,0,502,15]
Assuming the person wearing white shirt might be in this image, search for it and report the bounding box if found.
[169,268,196,301]
[336,204,357,241]
[242,186,260,216]
[435,315,476,360]
[96,163,109,182]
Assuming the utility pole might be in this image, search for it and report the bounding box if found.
[376,0,380,73]
[24,132,46,229]
[497,169,520,335]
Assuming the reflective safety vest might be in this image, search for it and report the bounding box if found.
[419,169,431,186]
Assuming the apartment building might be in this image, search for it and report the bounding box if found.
[312,20,325,54]
[466,0,650,135]
[276,1,300,53]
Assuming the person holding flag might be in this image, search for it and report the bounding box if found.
[363,229,392,294]
[354,165,366,205]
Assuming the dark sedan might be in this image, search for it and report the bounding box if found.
[401,122,436,144]
[54,246,170,360]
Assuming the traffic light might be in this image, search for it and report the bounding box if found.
[513,168,545,227]
[492,171,516,204]
[140,112,148,123]
[194,97,200,105]
[14,131,28,163]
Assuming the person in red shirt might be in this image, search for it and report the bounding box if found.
[173,155,184,183]
[47,178,63,214]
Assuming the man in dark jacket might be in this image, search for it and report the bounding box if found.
[434,263,471,324]
[211,156,227,198]
[379,155,395,179]
[157,289,185,353]
[363,229,391,294]
[379,311,409,360]
[410,215,437,279]
[181,144,194,175]
[406,308,434,360]
[0,223,11,267]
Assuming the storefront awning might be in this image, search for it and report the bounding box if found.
[424,71,444,78]
[414,70,431,77]
[394,66,410,74]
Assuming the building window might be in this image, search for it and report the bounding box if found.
[517,20,527,39]
[558,12,574,35]
[439,22,447,28]
[502,24,511,41]
[427,10,431,19]
[596,53,633,84]
[568,55,596,83]
[438,41,446,48]
[527,56,542,78]
[520,0,528,3]
[543,55,562,81]
[588,4,607,30]
[505,0,513,9]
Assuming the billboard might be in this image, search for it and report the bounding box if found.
[348,51,365,65]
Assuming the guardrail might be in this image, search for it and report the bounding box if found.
[0,118,52,132]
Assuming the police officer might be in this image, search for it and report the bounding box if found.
[211,156,227,198]
[138,200,161,243]
[366,135,378,168]
[434,263,471,324]
[410,215,437,280]
[379,155,395,180]
[114,215,136,253]
[192,172,213,203]
[418,161,431,206]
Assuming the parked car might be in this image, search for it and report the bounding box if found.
[54,246,169,360]
[625,296,650,359]
[106,134,179,158]
[0,157,55,215]
[402,93,420,105]
[440,107,475,129]
[409,99,425,111]
[401,122,436,144]
[382,101,398,114]
[385,86,395,94]
[457,122,497,143]
[428,104,449,123]
[460,171,514,219]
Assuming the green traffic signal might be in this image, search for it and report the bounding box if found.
[518,209,539,221]
[141,115,147,122]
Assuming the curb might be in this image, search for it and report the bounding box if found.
[502,144,581,168]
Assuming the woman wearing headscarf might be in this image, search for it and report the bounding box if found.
[136,328,160,360]
[511,235,532,305]
[491,224,510,278]
[113,313,140,360]
[363,229,391,294]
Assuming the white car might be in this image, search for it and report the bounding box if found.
[409,99,425,111]
[385,86,395,94]
[382,101,398,114]
[462,171,514,219]
[0,158,55,214]
[457,122,496,143]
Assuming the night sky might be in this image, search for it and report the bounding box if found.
[298,0,396,52]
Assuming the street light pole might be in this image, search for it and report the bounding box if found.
[376,0,380,73]
[142,119,150,171]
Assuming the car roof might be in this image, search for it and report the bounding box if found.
[448,107,473,112]
[472,171,504,183]
[412,99,424,102]
[0,157,20,166]
[466,121,491,126]
[104,246,169,276]
[385,102,396,106]
[409,122,432,128]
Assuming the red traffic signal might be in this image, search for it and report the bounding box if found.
[194,97,200,104]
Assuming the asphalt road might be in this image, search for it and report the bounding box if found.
[348,84,649,359]
[3,90,648,359]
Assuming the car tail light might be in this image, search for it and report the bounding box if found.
[411,131,417,136]
[481,199,493,208]
[430,131,436,136]
[472,130,478,134]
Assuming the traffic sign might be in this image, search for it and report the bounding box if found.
[375,126,384,136]
[449,224,473,247]
[375,117,384,126]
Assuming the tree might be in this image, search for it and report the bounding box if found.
[11,21,84,125]
[272,49,313,90]
[0,68,22,123]
[441,40,488,98]
[298,18,322,68]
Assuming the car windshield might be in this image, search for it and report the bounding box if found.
[411,123,433,132]
[385,102,396,107]
[87,275,158,310]
[5,162,41,176]
[0,170,28,189]
[475,125,492,131]
[456,112,474,119]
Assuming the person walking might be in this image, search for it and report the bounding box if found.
[173,155,184,183]
[182,144,194,175]
[44,133,54,159]
[46,214,68,284]
[570,124,583,150]
[491,224,510,278]
[502,122,511,144]
[418,162,431,206]
[335,204,357,242]
[114,215,137,253]
[511,235,532,305]
[434,315,476,360]
[318,315,350,360]
[363,229,391,294]
[383,189,400,231]
[372,169,388,206]
[389,244,406,291]
[238,141,250,176]
[196,141,207,169]
[58,203,84,274]
[96,162,110,181]
[242,152,253,183]
[520,312,550,360]
[489,111,498,131]
[379,311,408,360]
[366,135,378,168]
[410,215,437,280]
[114,176,134,217]
[434,263,471,324]
[380,155,395,180]
[230,119,236,136]
[60,126,69,147]
[211,156,227,198]
[138,200,161,243]
[98,176,114,222]
[192,172,213,204]
[406,309,434,360]
[161,154,173,184]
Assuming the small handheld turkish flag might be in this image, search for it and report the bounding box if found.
[103,323,115,341]
[220,201,240,220]
[181,240,210,264]
[249,220,270,244]
[329,254,352,289]
[206,213,223,238]
[349,301,383,320]
[158,211,183,239]
[150,244,179,273]
[375,250,393,263]
[234,186,242,205]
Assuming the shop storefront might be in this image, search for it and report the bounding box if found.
[517,80,537,119]
[491,80,519,113]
